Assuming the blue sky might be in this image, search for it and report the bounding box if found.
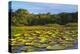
[11,1,78,14]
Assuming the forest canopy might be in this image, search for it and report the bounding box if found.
[10,9,78,26]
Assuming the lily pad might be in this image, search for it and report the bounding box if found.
[46,44,65,50]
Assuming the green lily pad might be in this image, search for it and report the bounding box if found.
[46,44,65,50]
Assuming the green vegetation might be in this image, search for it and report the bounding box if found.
[10,9,78,26]
[9,9,78,53]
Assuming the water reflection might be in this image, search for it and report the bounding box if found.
[14,40,78,53]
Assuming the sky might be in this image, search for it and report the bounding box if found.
[10,1,78,14]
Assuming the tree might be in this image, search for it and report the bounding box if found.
[11,9,30,26]
[10,8,78,26]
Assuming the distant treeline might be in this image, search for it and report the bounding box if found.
[9,9,78,26]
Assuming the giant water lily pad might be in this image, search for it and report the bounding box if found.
[14,34,21,37]
[39,38,47,43]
